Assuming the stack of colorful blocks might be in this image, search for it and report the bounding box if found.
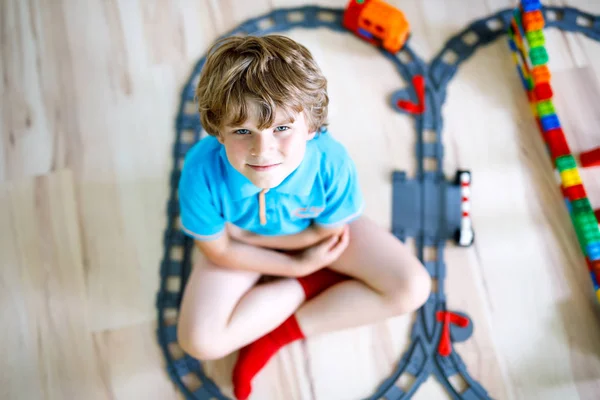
[507,0,600,302]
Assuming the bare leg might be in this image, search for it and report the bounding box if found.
[177,254,305,360]
[295,216,431,336]
[230,216,431,400]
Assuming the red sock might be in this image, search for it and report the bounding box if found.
[232,314,304,400]
[296,268,350,300]
[231,269,350,399]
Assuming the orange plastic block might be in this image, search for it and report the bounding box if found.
[532,65,551,84]
[580,147,600,168]
[523,10,545,32]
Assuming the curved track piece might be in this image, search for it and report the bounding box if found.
[157,4,600,400]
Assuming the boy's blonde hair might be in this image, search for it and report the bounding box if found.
[195,34,329,136]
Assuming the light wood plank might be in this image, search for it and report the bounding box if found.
[0,170,109,400]
[3,0,600,399]
[92,321,183,400]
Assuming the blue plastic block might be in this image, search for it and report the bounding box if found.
[541,114,561,131]
[586,242,600,260]
[521,0,542,12]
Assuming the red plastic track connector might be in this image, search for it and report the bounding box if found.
[580,147,600,168]
[397,75,425,114]
[435,310,470,357]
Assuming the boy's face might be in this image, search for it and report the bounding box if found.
[218,102,316,189]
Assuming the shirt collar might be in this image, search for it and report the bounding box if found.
[221,141,319,200]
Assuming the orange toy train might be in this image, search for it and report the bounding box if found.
[343,0,411,53]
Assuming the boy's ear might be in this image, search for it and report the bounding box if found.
[217,134,224,144]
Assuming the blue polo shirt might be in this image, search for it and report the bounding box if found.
[178,130,364,241]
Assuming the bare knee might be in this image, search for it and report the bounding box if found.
[177,324,231,361]
[387,266,431,314]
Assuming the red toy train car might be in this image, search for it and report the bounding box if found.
[343,0,411,53]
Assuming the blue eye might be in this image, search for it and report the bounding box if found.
[234,129,250,135]
[275,126,290,131]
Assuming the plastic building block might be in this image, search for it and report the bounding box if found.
[541,113,560,131]
[563,183,587,201]
[523,10,545,32]
[534,81,553,100]
[580,147,600,167]
[507,0,600,305]
[522,0,542,12]
[157,2,600,400]
[536,99,555,116]
[532,65,551,84]
[526,29,545,47]
[543,130,567,159]
[530,46,549,65]
[343,0,410,53]
[555,154,577,171]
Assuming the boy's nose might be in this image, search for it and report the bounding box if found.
[251,133,275,156]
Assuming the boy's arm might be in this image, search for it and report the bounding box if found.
[230,224,340,251]
[195,233,308,277]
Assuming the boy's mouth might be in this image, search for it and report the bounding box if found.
[247,163,281,172]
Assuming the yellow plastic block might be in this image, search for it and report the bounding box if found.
[560,168,583,187]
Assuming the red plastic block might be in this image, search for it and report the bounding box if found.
[534,82,553,101]
[563,184,587,201]
[589,258,600,274]
[595,209,600,223]
[544,128,570,159]
[580,147,600,168]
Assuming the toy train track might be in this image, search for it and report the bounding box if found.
[156,3,600,400]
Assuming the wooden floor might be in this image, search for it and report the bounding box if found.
[3,0,600,399]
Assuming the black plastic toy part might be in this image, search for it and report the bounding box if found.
[156,5,600,400]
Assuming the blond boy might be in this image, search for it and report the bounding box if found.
[177,34,431,400]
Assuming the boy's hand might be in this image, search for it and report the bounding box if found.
[294,225,350,276]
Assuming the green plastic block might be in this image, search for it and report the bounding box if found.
[578,219,599,232]
[555,155,577,172]
[575,214,597,232]
[526,30,545,48]
[583,231,600,245]
[530,46,549,66]
[537,100,555,117]
[574,211,595,225]
[572,198,593,215]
